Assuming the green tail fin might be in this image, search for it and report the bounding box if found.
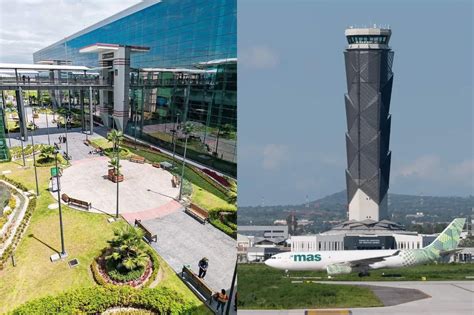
[424,218,466,253]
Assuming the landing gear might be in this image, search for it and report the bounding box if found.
[358,271,370,277]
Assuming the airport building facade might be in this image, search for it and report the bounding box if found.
[291,220,437,252]
[33,0,237,176]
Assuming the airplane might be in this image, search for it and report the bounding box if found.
[265,218,466,277]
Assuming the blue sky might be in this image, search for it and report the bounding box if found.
[238,0,473,206]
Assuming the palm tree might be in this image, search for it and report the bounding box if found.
[105,225,149,271]
[39,145,55,162]
[107,129,124,151]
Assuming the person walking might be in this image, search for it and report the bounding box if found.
[198,257,208,279]
[216,289,229,313]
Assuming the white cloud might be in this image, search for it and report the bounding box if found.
[262,144,289,170]
[396,155,441,178]
[0,0,141,63]
[393,155,474,192]
[240,45,279,69]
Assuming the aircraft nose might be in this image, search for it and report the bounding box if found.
[264,258,274,267]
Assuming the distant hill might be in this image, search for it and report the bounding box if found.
[238,190,473,233]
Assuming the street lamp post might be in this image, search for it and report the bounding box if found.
[171,113,180,161]
[19,134,26,167]
[178,131,189,201]
[31,113,39,196]
[64,112,69,159]
[45,103,51,145]
[115,140,120,219]
[54,147,66,257]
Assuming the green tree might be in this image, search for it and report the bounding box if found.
[107,129,124,149]
[39,145,55,162]
[105,225,149,271]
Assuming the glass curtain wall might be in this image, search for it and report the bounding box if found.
[33,0,237,176]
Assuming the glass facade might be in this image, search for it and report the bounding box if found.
[347,35,388,44]
[33,0,237,176]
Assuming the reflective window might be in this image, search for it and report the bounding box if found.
[34,0,237,176]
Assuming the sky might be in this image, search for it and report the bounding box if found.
[238,0,473,206]
[0,0,141,64]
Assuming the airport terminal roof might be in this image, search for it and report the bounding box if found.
[0,63,90,71]
[323,219,408,235]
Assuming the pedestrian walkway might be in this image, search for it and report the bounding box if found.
[121,199,182,223]
[143,210,236,293]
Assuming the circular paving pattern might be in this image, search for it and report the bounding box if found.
[58,157,179,215]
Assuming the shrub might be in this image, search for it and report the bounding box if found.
[0,196,36,267]
[181,178,193,197]
[106,259,145,282]
[105,226,148,272]
[10,285,198,314]
[0,175,29,191]
[8,195,16,210]
[92,246,159,288]
[210,219,236,239]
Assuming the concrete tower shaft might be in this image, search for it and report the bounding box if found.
[344,27,394,221]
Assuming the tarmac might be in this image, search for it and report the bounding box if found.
[239,281,474,315]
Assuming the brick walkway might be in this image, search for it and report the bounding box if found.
[121,199,182,223]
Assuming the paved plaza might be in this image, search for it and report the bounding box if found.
[6,106,237,304]
[143,211,236,293]
[59,157,179,215]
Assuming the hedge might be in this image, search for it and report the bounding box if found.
[0,196,36,270]
[210,219,236,239]
[10,285,198,315]
[0,175,29,192]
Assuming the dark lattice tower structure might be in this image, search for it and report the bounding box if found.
[344,27,394,221]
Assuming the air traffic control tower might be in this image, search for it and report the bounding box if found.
[344,27,394,221]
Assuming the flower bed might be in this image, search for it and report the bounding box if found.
[93,254,152,288]
[91,248,160,289]
[201,168,230,187]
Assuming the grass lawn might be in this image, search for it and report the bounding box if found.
[0,159,209,314]
[125,145,228,200]
[191,184,232,210]
[238,264,382,309]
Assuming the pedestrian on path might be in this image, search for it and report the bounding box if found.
[215,289,229,313]
[198,257,208,279]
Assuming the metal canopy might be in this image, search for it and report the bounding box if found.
[79,43,150,54]
[0,63,90,71]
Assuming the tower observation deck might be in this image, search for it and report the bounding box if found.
[343,27,394,221]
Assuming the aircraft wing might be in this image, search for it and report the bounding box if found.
[345,250,400,268]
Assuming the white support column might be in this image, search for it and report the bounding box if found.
[89,86,93,135]
[112,46,131,131]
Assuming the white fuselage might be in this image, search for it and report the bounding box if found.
[265,250,412,272]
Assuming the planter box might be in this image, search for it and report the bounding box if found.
[107,169,124,183]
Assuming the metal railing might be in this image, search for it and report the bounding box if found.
[0,76,103,86]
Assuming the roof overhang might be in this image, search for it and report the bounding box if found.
[0,63,90,71]
[79,43,150,54]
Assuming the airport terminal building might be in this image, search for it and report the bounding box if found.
[33,0,237,176]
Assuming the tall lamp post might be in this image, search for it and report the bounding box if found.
[64,112,70,159]
[54,146,67,257]
[171,113,180,161]
[45,102,51,145]
[115,139,120,219]
[31,113,39,196]
[178,122,192,201]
